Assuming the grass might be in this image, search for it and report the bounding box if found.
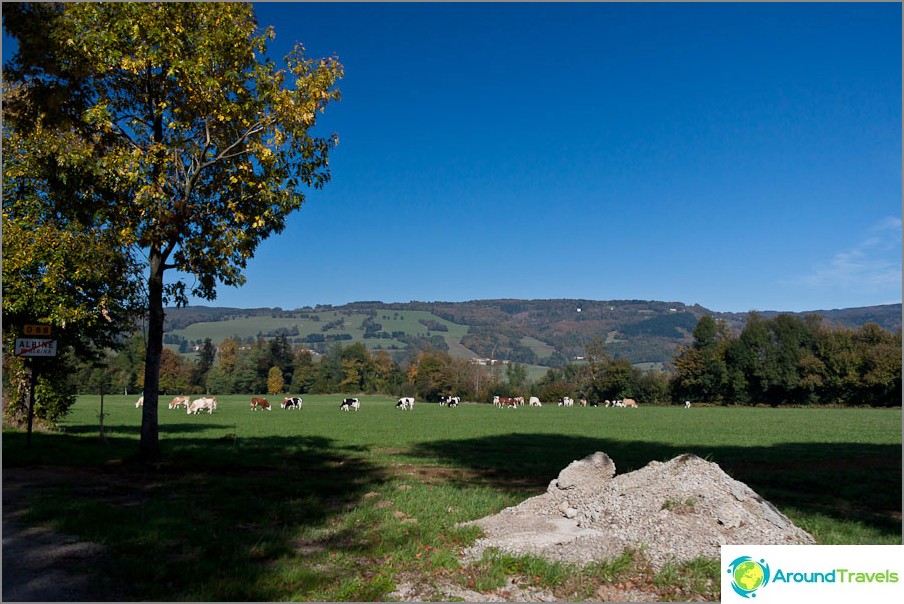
[3,397,901,601]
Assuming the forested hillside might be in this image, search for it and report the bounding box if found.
[162,299,902,368]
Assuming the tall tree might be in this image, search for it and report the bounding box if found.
[3,3,342,459]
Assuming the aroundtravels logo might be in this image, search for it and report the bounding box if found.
[726,556,771,598]
[722,545,904,603]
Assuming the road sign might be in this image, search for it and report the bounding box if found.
[23,324,52,337]
[14,338,58,357]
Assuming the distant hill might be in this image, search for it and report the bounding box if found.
[162,299,901,370]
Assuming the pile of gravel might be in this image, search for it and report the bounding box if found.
[461,452,814,569]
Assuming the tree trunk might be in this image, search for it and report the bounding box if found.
[139,248,165,461]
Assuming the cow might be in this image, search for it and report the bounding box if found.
[135,396,144,408]
[685,400,692,409]
[168,396,190,410]
[514,396,525,406]
[188,397,217,414]
[251,397,271,411]
[495,396,518,408]
[396,396,415,410]
[528,396,542,407]
[447,396,460,408]
[282,396,303,410]
[340,398,360,412]
[579,398,588,407]
[589,400,600,407]
[439,395,458,406]
[559,397,574,407]
[622,398,638,408]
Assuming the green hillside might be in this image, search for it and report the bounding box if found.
[163,299,902,371]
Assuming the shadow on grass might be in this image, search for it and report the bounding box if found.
[2,431,387,601]
[59,422,237,436]
[410,432,902,536]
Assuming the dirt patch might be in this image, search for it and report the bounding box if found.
[461,452,815,570]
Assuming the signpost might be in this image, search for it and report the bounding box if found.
[14,338,58,357]
[15,325,55,447]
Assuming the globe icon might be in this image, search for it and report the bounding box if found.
[733,560,765,592]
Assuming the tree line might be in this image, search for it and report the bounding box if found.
[10,309,895,427]
[670,313,901,407]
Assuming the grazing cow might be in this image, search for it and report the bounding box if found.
[282,397,303,410]
[188,397,217,415]
[439,395,460,407]
[496,396,518,408]
[340,398,360,412]
[528,396,542,407]
[685,400,691,409]
[169,396,190,410]
[251,397,271,411]
[589,400,600,407]
[396,396,415,410]
[559,397,574,407]
[135,396,144,408]
[622,398,638,408]
[579,398,588,407]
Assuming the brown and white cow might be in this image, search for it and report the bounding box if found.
[169,395,190,410]
[188,397,217,414]
[251,397,271,411]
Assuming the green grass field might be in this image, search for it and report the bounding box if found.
[3,398,901,601]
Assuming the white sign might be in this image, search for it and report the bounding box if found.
[14,338,58,357]
[722,545,904,603]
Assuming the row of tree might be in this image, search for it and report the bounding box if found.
[670,314,901,407]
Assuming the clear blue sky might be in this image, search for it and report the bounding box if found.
[6,2,902,313]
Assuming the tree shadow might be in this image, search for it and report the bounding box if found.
[60,422,237,436]
[3,432,388,601]
[410,432,902,536]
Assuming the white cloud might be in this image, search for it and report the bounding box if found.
[796,216,902,295]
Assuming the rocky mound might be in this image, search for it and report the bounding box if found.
[462,452,814,569]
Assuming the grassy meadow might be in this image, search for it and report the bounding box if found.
[3,397,901,601]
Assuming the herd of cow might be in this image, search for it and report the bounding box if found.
[492,395,639,408]
[135,394,649,413]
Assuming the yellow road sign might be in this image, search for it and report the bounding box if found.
[23,324,52,337]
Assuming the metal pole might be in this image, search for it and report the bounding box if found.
[25,358,36,448]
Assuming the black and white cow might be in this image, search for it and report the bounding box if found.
[282,396,303,410]
[396,396,415,410]
[438,395,461,407]
[340,397,360,412]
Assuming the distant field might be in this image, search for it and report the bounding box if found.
[4,398,900,601]
[168,310,552,378]
[170,309,476,356]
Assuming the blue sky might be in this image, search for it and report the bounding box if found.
[5,2,902,313]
